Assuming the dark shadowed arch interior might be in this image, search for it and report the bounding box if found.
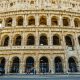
[39,57,49,73]
[54,57,63,73]
[10,57,20,73]
[27,35,35,45]
[25,57,34,73]
[3,36,9,46]
[65,35,73,47]
[40,16,47,25]
[74,18,80,27]
[14,35,22,46]
[63,17,70,26]
[40,35,48,45]
[0,57,5,73]
[5,18,12,27]
[17,16,23,26]
[68,57,78,72]
[53,35,60,45]
[28,16,35,25]
[51,17,58,26]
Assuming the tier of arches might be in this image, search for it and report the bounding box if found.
[0,56,78,74]
[0,16,80,27]
[1,34,79,49]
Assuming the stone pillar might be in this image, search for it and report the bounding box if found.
[19,54,25,74]
[35,54,39,74]
[59,15,63,27]
[9,34,13,47]
[77,59,80,72]
[49,56,54,74]
[35,14,39,26]
[2,18,5,27]
[7,60,11,74]
[36,30,39,46]
[5,58,9,74]
[63,58,68,73]
[71,17,74,28]
[22,32,26,46]
[23,15,28,27]
[49,29,52,46]
[20,60,24,74]
[74,33,79,50]
[47,14,51,26]
[62,32,68,73]
[12,17,16,27]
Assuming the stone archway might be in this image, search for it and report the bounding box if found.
[25,57,34,74]
[39,56,49,73]
[39,34,48,45]
[0,57,5,73]
[54,57,63,73]
[68,57,78,72]
[10,57,20,73]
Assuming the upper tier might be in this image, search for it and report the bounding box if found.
[0,0,80,13]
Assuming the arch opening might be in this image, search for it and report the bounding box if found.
[65,35,74,48]
[39,57,49,73]
[40,16,47,25]
[63,17,70,26]
[68,57,78,72]
[74,18,80,27]
[27,35,35,45]
[5,18,12,27]
[14,35,22,46]
[0,57,5,74]
[39,35,48,45]
[17,16,23,26]
[54,57,63,73]
[3,36,9,46]
[53,35,60,45]
[25,57,34,73]
[10,57,20,73]
[51,17,58,26]
[28,16,35,25]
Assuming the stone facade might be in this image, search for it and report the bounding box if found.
[0,0,80,74]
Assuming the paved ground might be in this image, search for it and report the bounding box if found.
[0,74,80,80]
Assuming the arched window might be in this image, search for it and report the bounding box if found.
[54,57,63,73]
[5,17,12,27]
[51,16,58,26]
[39,35,48,45]
[68,57,78,72]
[10,57,20,73]
[2,35,9,46]
[16,16,23,26]
[14,35,22,46]
[63,17,70,26]
[65,35,74,47]
[78,36,80,45]
[74,18,80,27]
[25,57,34,73]
[28,16,35,25]
[53,35,60,45]
[27,35,35,45]
[40,16,47,25]
[39,56,49,73]
[0,57,5,74]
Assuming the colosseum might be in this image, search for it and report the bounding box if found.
[0,0,80,75]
